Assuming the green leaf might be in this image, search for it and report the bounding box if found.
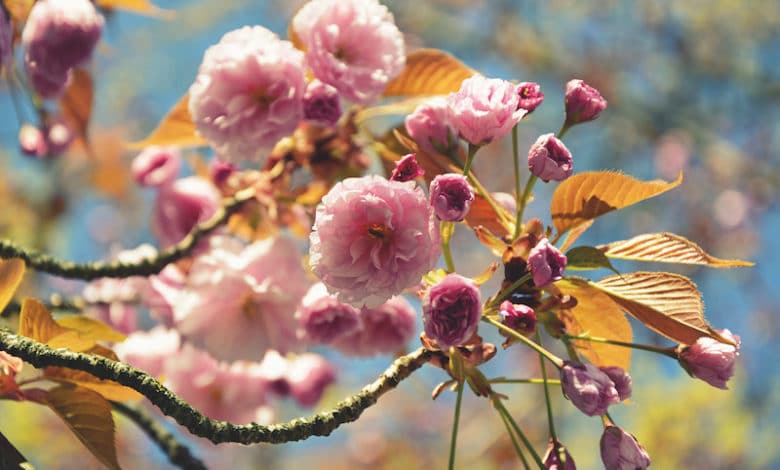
[565,246,620,275]
[42,385,122,470]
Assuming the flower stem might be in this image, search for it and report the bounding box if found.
[512,126,523,240]
[537,331,557,442]
[462,143,479,178]
[489,378,561,385]
[516,173,537,229]
[489,273,533,308]
[440,221,456,273]
[557,122,571,139]
[448,380,465,470]
[483,316,564,368]
[562,333,678,359]
[498,406,531,469]
[492,397,545,469]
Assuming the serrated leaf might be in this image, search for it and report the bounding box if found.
[56,316,126,344]
[594,272,715,345]
[383,49,475,97]
[565,246,620,274]
[42,385,121,470]
[0,258,25,312]
[551,171,683,236]
[94,0,172,18]
[18,299,95,352]
[59,68,93,150]
[557,278,633,369]
[559,220,594,252]
[126,93,206,150]
[0,431,31,470]
[45,344,141,402]
[600,232,754,268]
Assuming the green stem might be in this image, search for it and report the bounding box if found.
[462,143,479,178]
[557,123,571,139]
[493,397,545,469]
[483,317,564,368]
[512,126,523,240]
[441,221,456,273]
[489,273,533,308]
[536,331,557,442]
[562,333,678,359]
[498,408,530,469]
[489,378,561,385]
[516,174,537,229]
[448,381,465,470]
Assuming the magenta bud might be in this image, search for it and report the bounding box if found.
[19,124,49,157]
[209,158,236,187]
[422,274,481,350]
[498,300,536,335]
[132,146,182,188]
[600,425,651,470]
[564,79,607,126]
[429,173,475,222]
[517,81,544,114]
[543,438,576,469]
[560,360,620,416]
[528,133,573,182]
[678,329,740,389]
[599,366,632,401]
[303,79,342,125]
[390,153,425,182]
[527,238,567,287]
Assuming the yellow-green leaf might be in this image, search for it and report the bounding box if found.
[557,278,633,369]
[126,93,206,150]
[599,232,754,268]
[95,0,172,18]
[45,345,141,402]
[565,246,620,274]
[43,385,121,470]
[383,48,475,97]
[18,299,95,352]
[0,258,25,312]
[56,316,127,344]
[594,272,717,345]
[551,171,683,236]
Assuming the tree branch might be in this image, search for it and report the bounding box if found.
[0,188,255,281]
[111,401,207,470]
[0,330,433,444]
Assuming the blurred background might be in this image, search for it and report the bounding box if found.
[0,0,779,468]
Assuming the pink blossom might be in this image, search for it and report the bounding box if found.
[297,282,362,345]
[44,118,73,156]
[498,300,536,335]
[292,0,405,104]
[600,366,632,401]
[163,344,271,424]
[390,154,425,182]
[528,133,573,182]
[132,146,182,187]
[600,425,651,470]
[0,8,11,72]
[144,264,186,327]
[447,75,527,145]
[560,361,620,416]
[114,327,181,377]
[404,97,459,154]
[516,82,545,114]
[209,159,236,187]
[422,274,481,350]
[334,296,418,356]
[528,238,567,287]
[152,176,220,248]
[19,124,49,158]
[564,79,608,126]
[429,173,474,222]
[542,439,576,470]
[310,175,440,307]
[303,79,342,125]
[22,0,104,99]
[189,26,305,163]
[678,329,740,389]
[172,235,311,361]
[286,353,336,408]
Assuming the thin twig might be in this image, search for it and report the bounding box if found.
[0,330,433,444]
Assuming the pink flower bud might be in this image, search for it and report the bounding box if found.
[528,133,573,182]
[498,300,536,335]
[448,75,527,145]
[132,146,182,188]
[600,425,651,470]
[599,366,632,401]
[528,238,567,287]
[0,8,12,72]
[22,0,103,99]
[303,79,342,125]
[517,82,544,114]
[429,173,474,222]
[209,158,236,187]
[297,282,362,345]
[423,274,481,350]
[152,177,220,247]
[564,79,607,126]
[44,118,73,156]
[390,153,425,182]
[560,361,620,416]
[286,353,336,408]
[678,329,740,389]
[19,124,49,157]
[543,439,576,470]
[404,97,458,154]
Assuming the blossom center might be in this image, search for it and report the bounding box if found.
[241,295,262,319]
[367,223,390,240]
